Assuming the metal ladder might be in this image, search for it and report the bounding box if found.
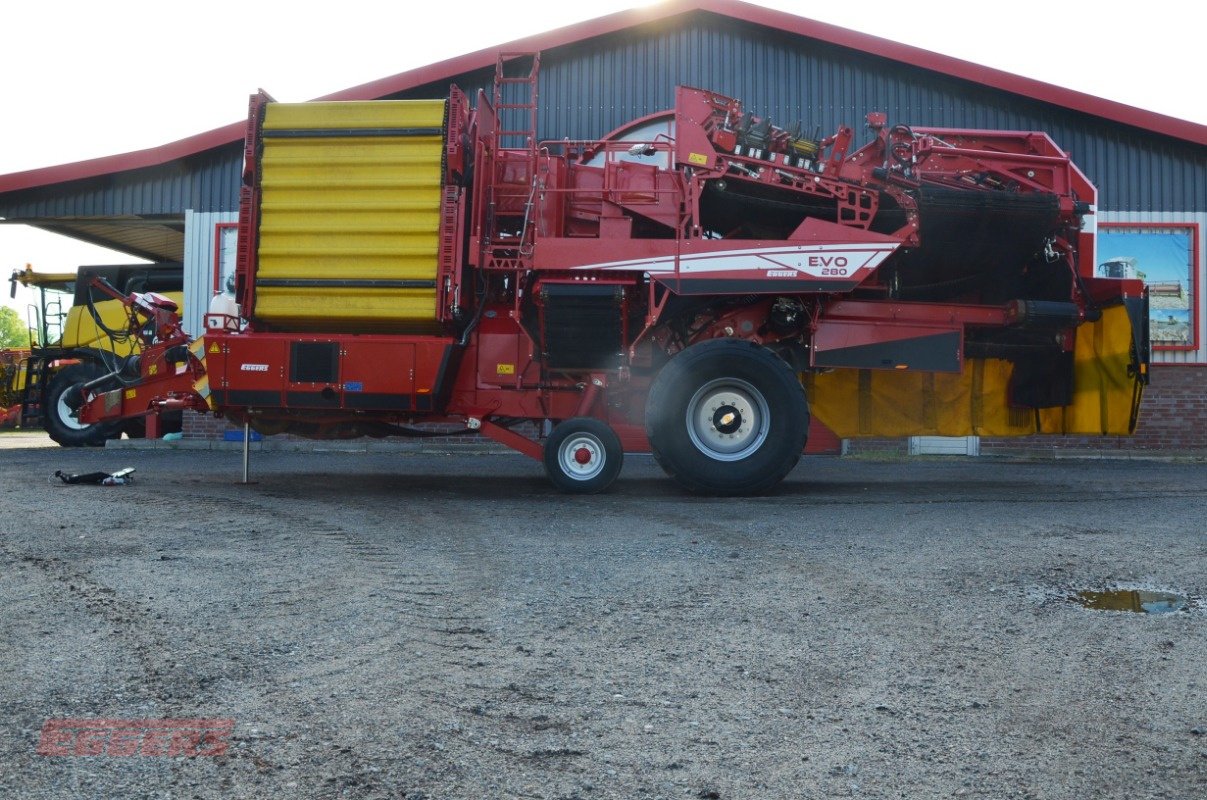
[485,52,541,266]
[17,352,45,427]
[492,51,540,151]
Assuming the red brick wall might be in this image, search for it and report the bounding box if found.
[980,364,1207,454]
[844,364,1207,456]
[845,437,910,456]
[182,410,237,440]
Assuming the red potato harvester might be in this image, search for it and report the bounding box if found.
[75,53,1148,494]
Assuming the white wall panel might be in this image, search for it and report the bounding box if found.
[182,210,238,337]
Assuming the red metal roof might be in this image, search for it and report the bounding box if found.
[2,0,1204,195]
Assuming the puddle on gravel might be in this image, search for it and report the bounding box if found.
[1073,589,1190,614]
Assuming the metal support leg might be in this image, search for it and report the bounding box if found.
[241,419,251,484]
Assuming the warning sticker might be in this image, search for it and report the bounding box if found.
[124,389,137,400]
[209,343,220,354]
[496,364,515,375]
[687,152,710,166]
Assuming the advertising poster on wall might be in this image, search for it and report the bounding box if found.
[1097,224,1197,349]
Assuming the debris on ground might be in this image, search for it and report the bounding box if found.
[52,466,136,485]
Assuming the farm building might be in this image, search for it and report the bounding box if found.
[1,0,1203,453]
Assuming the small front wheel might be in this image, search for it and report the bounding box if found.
[543,417,624,494]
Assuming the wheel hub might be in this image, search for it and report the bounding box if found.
[712,405,742,434]
[559,433,606,480]
[686,378,770,461]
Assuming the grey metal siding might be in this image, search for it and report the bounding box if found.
[0,145,241,220]
[1,10,1202,223]
[392,14,1205,213]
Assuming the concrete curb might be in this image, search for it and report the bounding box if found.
[848,450,1207,464]
[984,450,1207,463]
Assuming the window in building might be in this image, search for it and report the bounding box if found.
[1098,222,1199,351]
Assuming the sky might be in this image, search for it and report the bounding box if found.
[2,0,1203,315]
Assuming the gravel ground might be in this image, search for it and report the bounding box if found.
[0,441,1204,799]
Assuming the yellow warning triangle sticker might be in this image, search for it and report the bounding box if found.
[209,343,220,353]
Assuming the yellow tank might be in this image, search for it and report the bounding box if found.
[254,99,448,332]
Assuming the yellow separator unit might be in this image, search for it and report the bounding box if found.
[806,304,1143,437]
[255,99,447,331]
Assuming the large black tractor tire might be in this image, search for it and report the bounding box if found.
[543,417,624,494]
[646,339,808,495]
[44,362,121,447]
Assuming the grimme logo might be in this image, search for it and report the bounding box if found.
[37,718,234,757]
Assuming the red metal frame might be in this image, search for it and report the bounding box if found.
[234,91,273,319]
[74,279,209,431]
[1100,221,1199,352]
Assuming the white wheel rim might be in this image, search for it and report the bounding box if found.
[558,433,607,481]
[56,387,89,431]
[685,377,770,461]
